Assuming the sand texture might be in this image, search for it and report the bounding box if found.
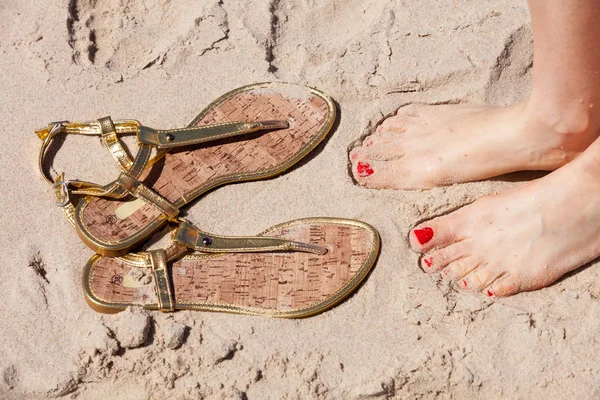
[2,0,600,398]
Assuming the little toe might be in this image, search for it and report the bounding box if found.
[420,241,471,273]
[485,274,521,297]
[461,264,505,292]
[440,256,481,285]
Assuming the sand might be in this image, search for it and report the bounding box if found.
[2,0,600,398]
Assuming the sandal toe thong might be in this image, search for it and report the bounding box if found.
[83,217,380,318]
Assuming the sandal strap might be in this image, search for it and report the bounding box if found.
[173,219,328,255]
[148,249,175,312]
[36,117,289,220]
[117,173,180,221]
[98,116,134,171]
[137,120,288,149]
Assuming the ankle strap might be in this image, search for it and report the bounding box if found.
[36,116,289,224]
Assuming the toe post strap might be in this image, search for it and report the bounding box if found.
[137,120,289,149]
[173,219,328,255]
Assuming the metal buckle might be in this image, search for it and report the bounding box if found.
[47,120,70,138]
[53,181,70,207]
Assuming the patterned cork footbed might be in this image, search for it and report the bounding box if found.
[75,83,334,252]
[84,220,380,317]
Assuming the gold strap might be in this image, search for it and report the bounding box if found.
[137,120,288,149]
[148,249,175,312]
[35,117,289,227]
[52,173,77,226]
[173,219,328,255]
[117,173,179,220]
[98,117,134,171]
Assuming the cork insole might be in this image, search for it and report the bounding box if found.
[84,219,380,317]
[74,83,335,253]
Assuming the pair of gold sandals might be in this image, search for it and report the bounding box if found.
[36,82,380,318]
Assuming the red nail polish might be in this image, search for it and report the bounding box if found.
[414,227,434,245]
[487,289,494,297]
[460,279,468,289]
[357,162,374,177]
[423,257,433,268]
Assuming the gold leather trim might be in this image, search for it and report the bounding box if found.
[137,120,288,149]
[73,82,336,256]
[82,217,380,318]
[117,173,179,221]
[98,116,134,171]
[148,249,175,312]
[173,219,327,255]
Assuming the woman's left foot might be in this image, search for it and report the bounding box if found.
[409,140,600,296]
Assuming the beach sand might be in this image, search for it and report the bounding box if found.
[2,0,600,398]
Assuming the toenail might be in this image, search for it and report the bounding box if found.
[487,289,494,297]
[413,227,434,245]
[357,161,374,177]
[423,257,433,268]
[460,279,468,289]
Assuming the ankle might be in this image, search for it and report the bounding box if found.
[526,96,598,135]
[522,96,600,166]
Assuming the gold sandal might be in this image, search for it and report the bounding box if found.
[83,217,380,317]
[36,82,335,256]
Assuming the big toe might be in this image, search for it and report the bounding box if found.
[410,212,467,253]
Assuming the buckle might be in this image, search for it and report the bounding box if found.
[49,120,69,133]
[53,181,70,207]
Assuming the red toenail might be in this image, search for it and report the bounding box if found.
[414,227,434,245]
[460,279,468,289]
[487,289,494,297]
[357,162,374,177]
[423,257,433,268]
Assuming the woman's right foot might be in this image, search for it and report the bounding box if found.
[350,101,599,189]
[408,135,600,297]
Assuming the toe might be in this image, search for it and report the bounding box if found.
[349,146,371,162]
[440,256,481,284]
[362,142,404,161]
[377,115,409,134]
[410,213,468,253]
[485,274,522,297]
[462,264,505,292]
[351,159,402,189]
[420,241,471,273]
[396,104,421,118]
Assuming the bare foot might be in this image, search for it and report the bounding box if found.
[408,145,600,297]
[350,102,598,189]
